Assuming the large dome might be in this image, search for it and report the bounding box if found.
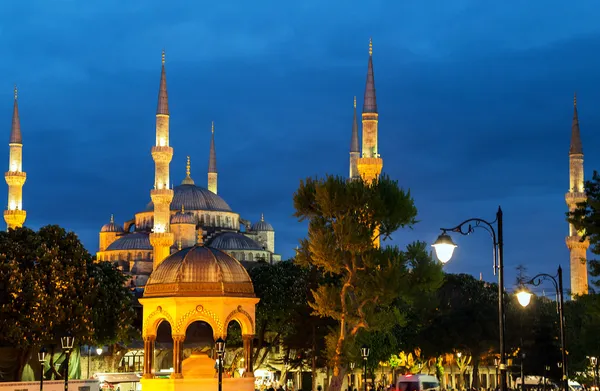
[145,184,232,213]
[144,245,254,298]
[207,232,264,250]
[106,232,152,251]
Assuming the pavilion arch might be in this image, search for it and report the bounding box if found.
[178,307,223,339]
[143,306,175,337]
[224,306,255,336]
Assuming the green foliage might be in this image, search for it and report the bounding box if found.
[565,293,600,373]
[293,174,442,384]
[248,260,311,368]
[568,170,600,288]
[0,225,135,380]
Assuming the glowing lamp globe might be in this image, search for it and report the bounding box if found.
[516,289,532,308]
[432,232,458,263]
[96,347,103,356]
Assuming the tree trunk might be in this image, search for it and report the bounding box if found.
[312,324,317,391]
[329,371,347,391]
[14,347,30,381]
[471,355,480,390]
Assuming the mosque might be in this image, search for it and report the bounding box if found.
[5,50,282,287]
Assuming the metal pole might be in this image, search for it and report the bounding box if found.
[40,362,44,391]
[558,266,568,391]
[218,353,223,391]
[520,354,524,391]
[64,350,70,391]
[87,346,90,379]
[364,358,368,391]
[497,206,508,391]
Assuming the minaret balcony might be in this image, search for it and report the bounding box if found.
[565,192,586,205]
[4,209,26,228]
[151,146,173,163]
[4,171,26,186]
[151,188,174,204]
[566,235,589,250]
[149,232,174,247]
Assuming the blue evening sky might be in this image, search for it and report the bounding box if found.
[2,0,600,295]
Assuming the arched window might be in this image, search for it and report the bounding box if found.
[110,254,115,261]
[241,252,246,261]
[217,216,221,226]
[137,252,142,260]
[248,253,254,261]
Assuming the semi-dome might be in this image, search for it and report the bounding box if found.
[144,245,255,298]
[207,232,264,251]
[251,213,274,232]
[106,232,152,251]
[101,215,124,233]
[145,184,232,213]
[171,207,197,225]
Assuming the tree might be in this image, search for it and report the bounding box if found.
[247,260,310,369]
[0,225,135,380]
[418,273,498,389]
[293,175,443,391]
[568,170,600,289]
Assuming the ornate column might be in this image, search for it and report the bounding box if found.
[242,334,254,377]
[142,335,156,379]
[171,335,185,379]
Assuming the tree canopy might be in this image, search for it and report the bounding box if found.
[0,225,135,380]
[293,175,443,391]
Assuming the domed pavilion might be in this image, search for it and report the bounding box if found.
[139,243,259,391]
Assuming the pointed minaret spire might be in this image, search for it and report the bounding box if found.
[10,85,21,144]
[157,50,169,115]
[570,92,583,155]
[261,213,264,222]
[207,121,218,194]
[566,92,589,296]
[110,214,114,224]
[182,155,195,185]
[4,85,27,230]
[349,96,360,179]
[363,38,377,114]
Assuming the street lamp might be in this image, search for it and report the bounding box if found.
[544,365,551,391]
[61,335,75,391]
[216,337,226,391]
[38,347,46,391]
[516,267,567,391]
[350,362,356,390]
[361,345,370,391]
[520,353,526,391]
[96,347,103,356]
[494,358,500,390]
[433,206,507,391]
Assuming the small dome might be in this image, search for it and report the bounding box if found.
[207,232,264,251]
[101,215,124,233]
[145,184,232,213]
[144,245,254,298]
[171,206,196,225]
[251,213,274,232]
[106,232,152,251]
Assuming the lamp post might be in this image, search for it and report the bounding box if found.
[361,345,370,391]
[38,347,46,391]
[216,338,226,391]
[87,347,103,379]
[591,357,598,391]
[432,206,507,391]
[520,353,526,391]
[516,266,567,391]
[494,358,500,390]
[61,336,75,391]
[544,365,550,391]
[349,362,356,391]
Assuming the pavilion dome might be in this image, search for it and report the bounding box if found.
[144,245,254,298]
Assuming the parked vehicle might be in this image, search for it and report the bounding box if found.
[396,374,440,391]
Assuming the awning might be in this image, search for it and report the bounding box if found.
[97,372,142,384]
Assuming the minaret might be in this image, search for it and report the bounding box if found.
[149,51,175,270]
[565,93,589,296]
[356,38,384,247]
[208,121,217,194]
[349,96,360,179]
[4,86,26,230]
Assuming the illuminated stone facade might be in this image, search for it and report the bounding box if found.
[95,52,280,287]
[4,87,26,230]
[566,94,589,296]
